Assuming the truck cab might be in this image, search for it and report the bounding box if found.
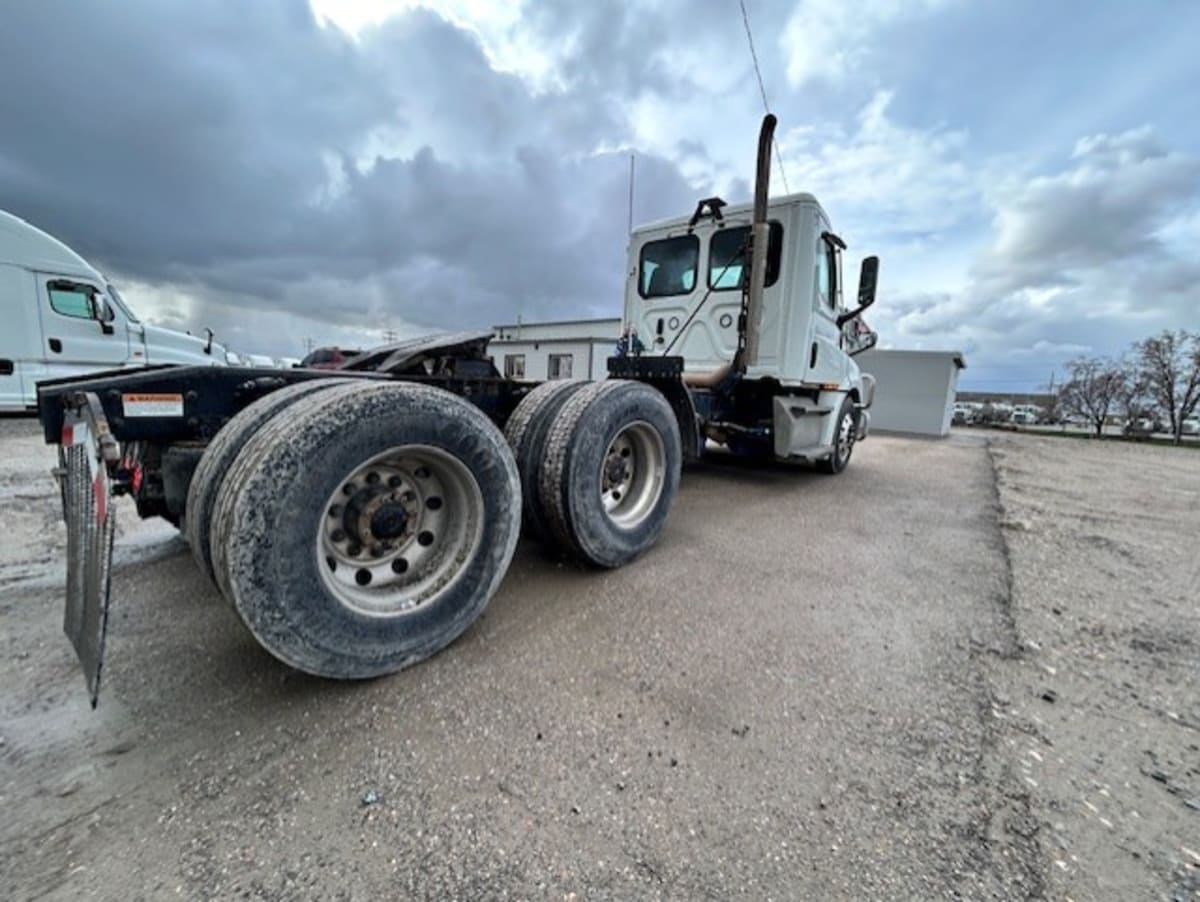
[0,209,227,411]
[621,186,878,467]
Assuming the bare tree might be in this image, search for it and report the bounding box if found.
[1038,380,1061,425]
[1134,330,1200,445]
[1116,360,1156,432]
[1058,357,1124,437]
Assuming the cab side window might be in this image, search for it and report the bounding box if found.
[708,222,784,290]
[639,235,699,298]
[815,241,836,309]
[48,281,96,319]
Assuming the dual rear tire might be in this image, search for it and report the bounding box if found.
[189,381,521,679]
[507,380,682,568]
[186,377,682,680]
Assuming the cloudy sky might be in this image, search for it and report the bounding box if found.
[2,0,1197,389]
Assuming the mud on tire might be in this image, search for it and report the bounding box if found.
[503,379,589,540]
[185,378,348,586]
[209,381,521,679]
[539,380,681,568]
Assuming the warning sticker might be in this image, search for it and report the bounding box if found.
[122,393,185,418]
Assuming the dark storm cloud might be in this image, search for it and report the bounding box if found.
[0,0,700,346]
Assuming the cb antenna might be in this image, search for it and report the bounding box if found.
[627,153,635,235]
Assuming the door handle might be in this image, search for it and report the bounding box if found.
[49,338,63,354]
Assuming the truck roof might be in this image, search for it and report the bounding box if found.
[631,192,823,236]
[0,209,102,280]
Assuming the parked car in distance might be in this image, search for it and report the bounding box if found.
[1123,417,1164,437]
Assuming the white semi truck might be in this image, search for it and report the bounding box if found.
[37,115,880,705]
[0,209,228,412]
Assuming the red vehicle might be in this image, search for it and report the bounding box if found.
[300,346,362,369]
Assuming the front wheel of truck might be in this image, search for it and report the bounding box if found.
[816,397,857,475]
[210,381,521,679]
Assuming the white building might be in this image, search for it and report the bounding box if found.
[856,349,967,436]
[490,318,621,381]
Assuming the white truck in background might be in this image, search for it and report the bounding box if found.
[0,209,228,412]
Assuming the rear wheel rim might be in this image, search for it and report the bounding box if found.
[599,421,666,529]
[316,445,483,617]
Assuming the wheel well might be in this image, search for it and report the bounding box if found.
[638,379,701,462]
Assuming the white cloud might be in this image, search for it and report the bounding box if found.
[973,126,1200,297]
[876,125,1200,384]
[780,0,949,86]
[779,91,977,241]
[310,0,557,86]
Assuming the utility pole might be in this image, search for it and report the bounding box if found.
[383,329,398,343]
[303,337,315,354]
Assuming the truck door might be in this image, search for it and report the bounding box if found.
[37,275,130,378]
[805,229,848,385]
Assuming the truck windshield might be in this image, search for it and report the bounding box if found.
[105,282,140,323]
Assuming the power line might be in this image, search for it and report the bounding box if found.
[738,0,790,194]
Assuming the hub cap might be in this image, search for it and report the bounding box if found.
[317,445,483,617]
[599,421,666,530]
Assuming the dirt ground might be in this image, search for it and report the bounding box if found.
[0,418,1196,900]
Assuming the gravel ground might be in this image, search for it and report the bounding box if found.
[984,432,1200,900]
[0,417,1196,900]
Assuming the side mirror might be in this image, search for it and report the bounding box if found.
[91,295,116,334]
[837,256,879,327]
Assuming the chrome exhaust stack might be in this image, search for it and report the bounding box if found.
[735,113,775,372]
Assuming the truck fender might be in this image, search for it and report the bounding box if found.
[641,379,702,463]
